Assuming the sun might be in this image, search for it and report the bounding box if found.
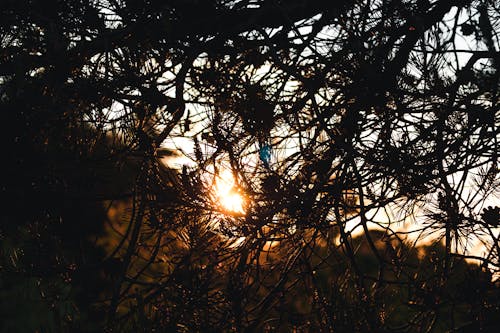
[213,171,246,215]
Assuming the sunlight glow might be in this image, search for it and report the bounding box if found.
[213,171,246,215]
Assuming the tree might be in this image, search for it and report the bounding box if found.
[1,0,499,332]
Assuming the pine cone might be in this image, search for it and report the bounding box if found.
[481,206,499,227]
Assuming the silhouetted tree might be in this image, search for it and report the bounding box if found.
[1,0,499,332]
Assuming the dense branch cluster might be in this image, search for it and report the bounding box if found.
[1,0,499,331]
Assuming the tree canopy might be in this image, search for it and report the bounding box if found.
[1,0,499,332]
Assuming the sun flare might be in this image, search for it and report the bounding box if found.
[213,171,246,215]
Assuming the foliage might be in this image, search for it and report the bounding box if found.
[1,0,499,332]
